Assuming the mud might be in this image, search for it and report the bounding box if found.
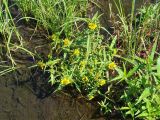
[0,71,104,120]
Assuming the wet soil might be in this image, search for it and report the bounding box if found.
[0,71,105,120]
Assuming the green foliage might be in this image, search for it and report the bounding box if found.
[0,0,33,74]
[37,16,116,98]
[33,1,160,119]
[108,1,160,119]
[1,0,160,119]
[16,0,88,35]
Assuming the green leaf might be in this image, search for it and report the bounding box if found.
[153,94,160,104]
[156,57,160,78]
[120,107,130,110]
[134,55,146,64]
[109,35,117,50]
[136,111,148,118]
[46,59,60,66]
[126,64,140,78]
[149,38,157,62]
[110,67,124,82]
[136,88,151,104]
[49,73,55,85]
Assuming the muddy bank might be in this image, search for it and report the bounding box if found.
[0,68,105,120]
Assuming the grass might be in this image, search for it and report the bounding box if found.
[0,0,160,119]
[0,0,34,75]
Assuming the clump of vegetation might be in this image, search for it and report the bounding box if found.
[0,0,160,119]
[102,1,160,119]
[16,0,88,35]
[0,0,33,75]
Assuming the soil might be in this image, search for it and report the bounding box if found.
[0,70,105,120]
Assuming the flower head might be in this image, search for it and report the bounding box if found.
[88,23,97,30]
[80,60,86,67]
[108,62,117,70]
[63,38,71,46]
[88,94,94,100]
[99,79,106,86]
[82,76,89,82]
[60,77,72,85]
[37,61,45,69]
[73,49,80,56]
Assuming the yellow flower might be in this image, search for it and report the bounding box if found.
[80,60,86,67]
[88,23,97,30]
[37,61,45,69]
[88,95,94,100]
[108,62,117,70]
[63,38,71,46]
[60,77,72,85]
[82,76,89,82]
[73,49,80,56]
[99,79,106,86]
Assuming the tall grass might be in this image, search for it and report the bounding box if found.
[104,1,160,119]
[16,0,88,36]
[0,0,34,75]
